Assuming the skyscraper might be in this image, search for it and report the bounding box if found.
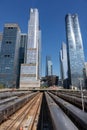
[60,42,68,81]
[0,24,21,88]
[19,33,27,64]
[0,33,3,52]
[84,62,87,88]
[46,56,53,76]
[20,8,41,88]
[65,14,85,89]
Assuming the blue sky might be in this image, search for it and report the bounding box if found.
[0,0,87,77]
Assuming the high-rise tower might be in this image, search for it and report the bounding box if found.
[20,8,41,88]
[60,42,68,81]
[0,33,3,52]
[65,14,85,88]
[19,33,27,64]
[46,56,53,76]
[0,24,21,88]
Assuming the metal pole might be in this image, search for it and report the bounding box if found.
[80,79,84,112]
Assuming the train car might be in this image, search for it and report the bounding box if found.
[45,92,78,130]
[0,92,38,124]
[48,92,87,130]
[0,96,18,105]
[51,91,87,111]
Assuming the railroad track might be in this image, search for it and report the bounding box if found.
[0,92,42,130]
[21,92,43,130]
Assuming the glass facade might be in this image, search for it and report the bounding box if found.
[19,33,27,64]
[46,56,53,76]
[60,42,68,80]
[38,30,41,78]
[27,8,41,80]
[65,14,85,88]
[20,8,41,88]
[0,33,2,52]
[0,24,21,87]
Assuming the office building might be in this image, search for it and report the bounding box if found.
[46,75,58,87]
[0,33,3,52]
[20,8,41,88]
[19,33,27,64]
[84,62,87,88]
[60,42,68,88]
[65,14,85,89]
[0,24,21,88]
[46,56,53,76]
[60,42,68,80]
[84,62,87,77]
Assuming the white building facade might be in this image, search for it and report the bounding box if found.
[20,8,41,88]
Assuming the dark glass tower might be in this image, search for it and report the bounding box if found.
[0,24,21,88]
[0,33,2,52]
[19,33,27,64]
[65,14,85,89]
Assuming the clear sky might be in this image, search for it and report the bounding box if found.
[0,0,87,77]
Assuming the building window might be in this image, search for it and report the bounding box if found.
[6,41,8,44]
[6,41,12,44]
[5,67,10,70]
[70,45,73,48]
[79,45,82,49]
[4,55,10,57]
[8,27,13,29]
[9,41,12,44]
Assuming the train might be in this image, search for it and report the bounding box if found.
[48,92,87,130]
[45,92,78,130]
[0,92,38,124]
[0,91,31,99]
[0,96,18,105]
[51,91,87,111]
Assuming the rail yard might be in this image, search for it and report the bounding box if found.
[0,89,87,130]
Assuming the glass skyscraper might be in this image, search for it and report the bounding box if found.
[46,56,53,76]
[19,33,27,64]
[60,42,68,81]
[0,24,21,88]
[65,14,85,88]
[0,33,3,52]
[20,8,41,88]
